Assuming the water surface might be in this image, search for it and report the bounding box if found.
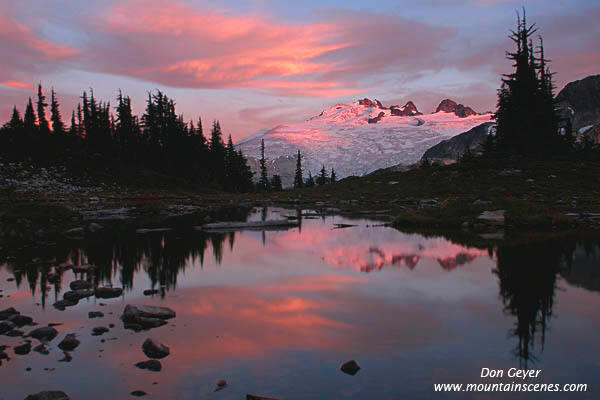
[1,208,599,399]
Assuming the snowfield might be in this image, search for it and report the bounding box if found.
[236,100,493,186]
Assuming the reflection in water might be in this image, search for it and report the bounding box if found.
[1,230,236,307]
[1,209,600,399]
[494,237,576,368]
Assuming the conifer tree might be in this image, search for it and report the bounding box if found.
[6,106,23,130]
[493,9,559,154]
[305,171,315,187]
[36,84,49,134]
[330,168,336,183]
[317,164,328,185]
[258,139,270,191]
[50,88,64,134]
[69,110,77,135]
[24,97,37,132]
[270,174,282,191]
[294,150,304,188]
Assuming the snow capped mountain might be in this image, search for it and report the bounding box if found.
[237,98,493,187]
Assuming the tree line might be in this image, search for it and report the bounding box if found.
[0,86,254,192]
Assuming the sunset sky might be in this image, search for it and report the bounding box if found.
[1,0,598,141]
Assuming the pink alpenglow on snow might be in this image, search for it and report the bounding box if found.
[236,99,492,186]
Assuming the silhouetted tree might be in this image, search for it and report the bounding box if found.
[258,139,270,191]
[24,97,37,132]
[294,150,303,188]
[270,174,282,191]
[316,164,328,185]
[305,171,315,187]
[50,88,64,134]
[36,84,49,135]
[492,9,560,154]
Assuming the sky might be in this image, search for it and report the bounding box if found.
[0,0,598,141]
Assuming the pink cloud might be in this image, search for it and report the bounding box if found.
[79,0,454,97]
[1,80,33,90]
[0,14,77,85]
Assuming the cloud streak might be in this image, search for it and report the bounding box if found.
[77,0,454,97]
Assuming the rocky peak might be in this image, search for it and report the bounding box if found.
[358,98,375,107]
[435,99,477,118]
[368,111,385,124]
[435,99,458,113]
[390,101,422,117]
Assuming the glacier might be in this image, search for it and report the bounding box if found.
[236,99,493,187]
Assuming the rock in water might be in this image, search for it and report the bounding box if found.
[95,287,123,299]
[24,391,70,400]
[28,326,58,341]
[8,314,34,327]
[0,307,19,320]
[14,341,32,355]
[58,334,80,351]
[63,289,94,301]
[215,379,227,391]
[340,360,361,375]
[122,304,176,331]
[91,327,109,336]
[142,338,170,359]
[0,320,16,334]
[69,280,92,290]
[53,299,78,310]
[246,395,281,400]
[135,360,162,372]
[130,391,147,397]
[88,311,104,319]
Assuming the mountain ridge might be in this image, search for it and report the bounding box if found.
[236,98,492,187]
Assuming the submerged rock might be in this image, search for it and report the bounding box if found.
[340,360,361,376]
[122,304,175,331]
[135,360,162,372]
[14,341,32,355]
[24,391,70,400]
[58,334,80,351]
[215,379,227,391]
[28,326,58,341]
[33,343,50,355]
[63,290,94,301]
[142,338,170,359]
[91,327,109,336]
[130,391,147,397]
[53,299,78,311]
[0,307,19,320]
[69,280,93,290]
[8,314,34,327]
[0,320,16,334]
[95,287,123,299]
[88,311,104,319]
[72,264,95,273]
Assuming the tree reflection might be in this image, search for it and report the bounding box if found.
[493,237,575,368]
[1,229,237,305]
